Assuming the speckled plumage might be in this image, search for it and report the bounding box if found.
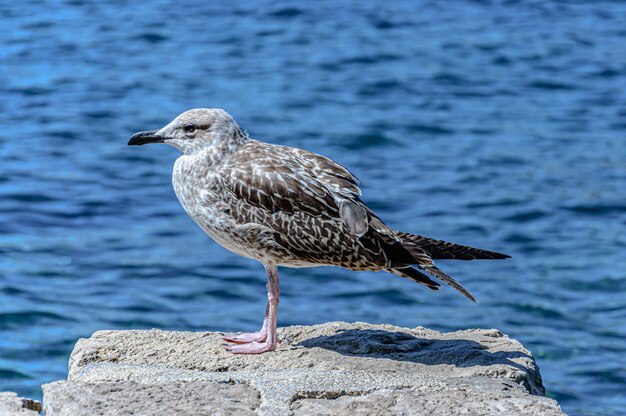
[177,139,408,270]
[129,108,510,353]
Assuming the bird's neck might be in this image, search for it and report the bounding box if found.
[193,127,248,170]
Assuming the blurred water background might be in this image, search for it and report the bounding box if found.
[1,1,625,414]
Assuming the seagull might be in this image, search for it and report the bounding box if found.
[128,108,510,354]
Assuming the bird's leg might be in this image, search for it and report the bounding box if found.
[221,302,269,344]
[226,265,279,354]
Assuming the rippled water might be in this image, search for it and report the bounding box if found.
[1,1,625,414]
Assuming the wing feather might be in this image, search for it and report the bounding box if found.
[222,141,364,222]
[219,141,421,270]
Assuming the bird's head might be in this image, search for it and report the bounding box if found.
[128,108,245,155]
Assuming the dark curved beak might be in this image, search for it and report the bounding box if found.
[128,129,166,146]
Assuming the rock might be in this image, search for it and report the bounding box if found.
[42,380,259,416]
[42,321,564,416]
[291,388,563,416]
[0,392,41,416]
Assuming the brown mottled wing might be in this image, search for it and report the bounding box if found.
[222,141,342,217]
[289,147,371,236]
[220,141,415,268]
[288,147,362,198]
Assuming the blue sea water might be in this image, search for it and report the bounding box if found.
[1,1,625,414]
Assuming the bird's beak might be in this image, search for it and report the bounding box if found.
[128,129,166,146]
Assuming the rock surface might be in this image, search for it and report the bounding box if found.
[291,388,563,416]
[0,392,41,416]
[41,321,564,416]
[42,380,259,416]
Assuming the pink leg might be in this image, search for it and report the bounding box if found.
[226,265,279,354]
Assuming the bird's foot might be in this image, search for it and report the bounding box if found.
[222,330,267,344]
[226,340,276,354]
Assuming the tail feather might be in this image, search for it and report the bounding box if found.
[423,266,477,303]
[389,267,440,291]
[397,232,510,260]
[383,230,508,303]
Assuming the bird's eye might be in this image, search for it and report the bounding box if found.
[183,123,196,133]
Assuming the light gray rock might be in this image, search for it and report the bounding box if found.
[292,388,564,416]
[42,380,259,416]
[0,392,41,416]
[43,321,564,416]
[68,322,543,393]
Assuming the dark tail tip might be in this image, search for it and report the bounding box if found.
[423,266,477,303]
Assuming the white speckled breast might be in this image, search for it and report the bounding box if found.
[172,153,260,261]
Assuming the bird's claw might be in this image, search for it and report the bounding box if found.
[226,340,276,354]
[222,331,268,344]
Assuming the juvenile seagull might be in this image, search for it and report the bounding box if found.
[129,108,510,354]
